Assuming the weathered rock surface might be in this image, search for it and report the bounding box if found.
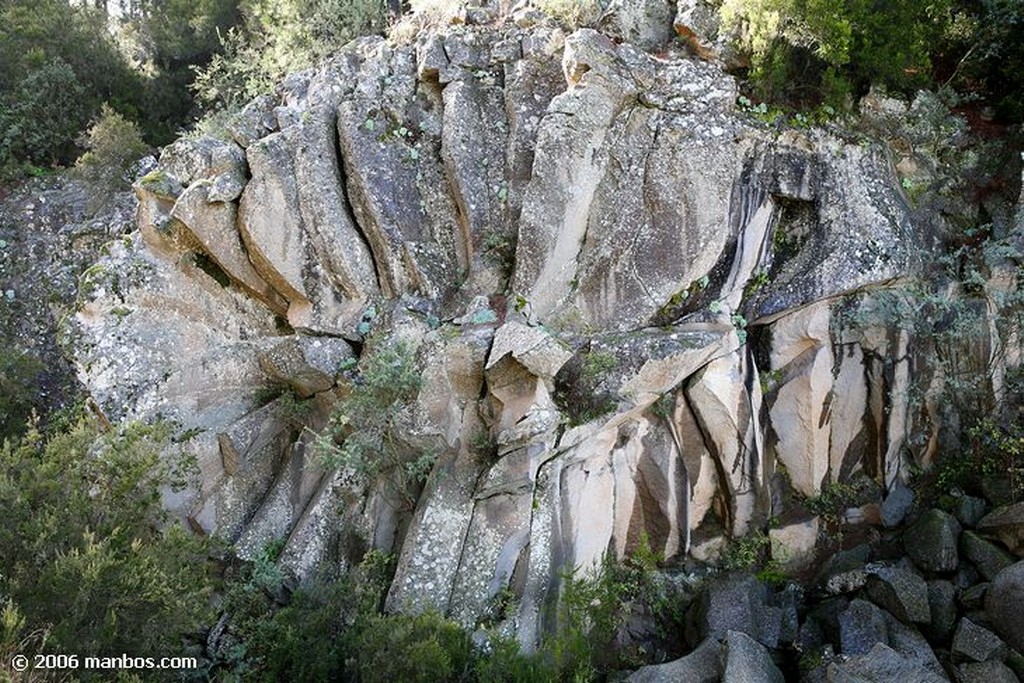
[904,509,961,573]
[58,7,1024,662]
[722,629,785,683]
[977,502,1024,556]
[986,561,1024,652]
[864,564,931,624]
[627,637,721,683]
[962,531,1015,580]
[952,617,1008,663]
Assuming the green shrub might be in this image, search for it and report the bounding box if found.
[74,104,150,190]
[354,612,474,683]
[315,338,433,508]
[0,57,87,169]
[0,348,43,441]
[0,419,213,666]
[192,0,389,110]
[532,0,603,27]
[720,0,951,107]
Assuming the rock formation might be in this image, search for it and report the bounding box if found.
[60,4,1023,659]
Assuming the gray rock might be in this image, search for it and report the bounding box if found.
[686,574,792,649]
[986,561,1024,652]
[227,94,278,148]
[925,580,957,641]
[958,660,1020,683]
[883,616,946,678]
[865,564,931,624]
[627,637,721,683]
[955,495,989,528]
[952,617,1008,663]
[825,643,949,683]
[599,0,675,51]
[721,630,785,683]
[961,531,1015,580]
[955,563,983,590]
[904,509,961,573]
[977,502,1024,556]
[258,336,353,398]
[882,480,915,528]
[818,545,872,595]
[839,599,889,656]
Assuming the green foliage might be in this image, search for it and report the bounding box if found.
[922,417,1024,503]
[802,481,860,529]
[215,549,395,681]
[532,0,603,27]
[0,348,43,442]
[0,0,240,174]
[0,57,87,172]
[555,348,619,426]
[544,534,683,677]
[721,0,951,107]
[720,530,771,571]
[355,612,474,683]
[74,104,150,191]
[0,418,213,664]
[940,0,1024,121]
[315,339,433,507]
[192,0,389,110]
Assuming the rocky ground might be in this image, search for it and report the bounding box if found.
[627,496,1024,682]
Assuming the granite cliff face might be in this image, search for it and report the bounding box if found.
[64,9,1022,652]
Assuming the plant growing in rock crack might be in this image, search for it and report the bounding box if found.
[554,349,619,426]
[718,530,784,584]
[800,481,862,540]
[313,338,433,509]
[545,533,688,676]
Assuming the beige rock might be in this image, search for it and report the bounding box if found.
[685,351,766,537]
[769,517,820,570]
[170,180,287,315]
[486,321,572,383]
[767,302,833,496]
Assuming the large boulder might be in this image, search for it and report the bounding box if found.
[977,502,1024,556]
[952,617,1008,664]
[864,564,931,624]
[961,531,1015,580]
[627,637,721,683]
[825,643,948,683]
[986,561,1024,652]
[685,574,795,649]
[721,630,785,683]
[904,508,961,573]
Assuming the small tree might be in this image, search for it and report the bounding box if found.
[0,418,214,661]
[74,104,150,190]
[0,57,86,169]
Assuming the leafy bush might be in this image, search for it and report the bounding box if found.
[354,612,474,683]
[0,348,44,442]
[0,58,87,171]
[192,0,389,110]
[0,418,213,667]
[720,0,951,107]
[74,104,150,191]
[532,0,603,27]
[315,338,433,508]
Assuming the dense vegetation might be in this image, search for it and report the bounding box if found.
[1,0,1022,181]
[0,0,391,180]
[721,0,1024,118]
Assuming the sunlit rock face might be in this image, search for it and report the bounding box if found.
[67,8,1021,652]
